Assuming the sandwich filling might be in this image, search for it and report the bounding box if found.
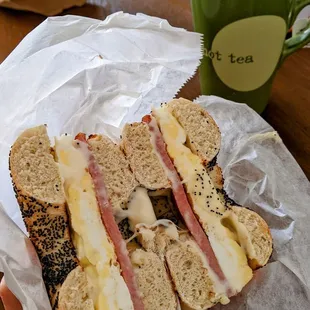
[55,135,134,310]
[152,107,253,294]
[142,115,230,301]
[135,220,229,309]
[75,133,145,310]
[114,187,157,232]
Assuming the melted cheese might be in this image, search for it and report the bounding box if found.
[114,187,157,232]
[153,107,253,294]
[55,135,133,310]
[127,187,157,231]
[222,212,256,260]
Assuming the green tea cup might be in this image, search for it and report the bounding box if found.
[191,0,310,113]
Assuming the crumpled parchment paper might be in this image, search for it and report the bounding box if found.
[0,11,309,310]
[0,12,202,309]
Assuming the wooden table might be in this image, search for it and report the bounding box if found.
[0,0,309,175]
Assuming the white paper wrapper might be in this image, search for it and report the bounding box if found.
[195,97,310,310]
[0,12,201,231]
[0,11,309,310]
[0,12,202,309]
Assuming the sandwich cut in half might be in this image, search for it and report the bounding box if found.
[121,98,273,305]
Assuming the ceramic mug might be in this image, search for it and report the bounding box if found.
[191,0,310,113]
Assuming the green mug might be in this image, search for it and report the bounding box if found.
[191,0,310,113]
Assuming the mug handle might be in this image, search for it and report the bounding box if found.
[281,0,310,59]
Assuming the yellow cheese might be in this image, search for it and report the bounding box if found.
[153,107,253,294]
[55,135,133,310]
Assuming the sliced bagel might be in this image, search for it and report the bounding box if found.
[9,125,81,309]
[122,123,171,190]
[130,249,177,310]
[206,160,272,269]
[136,222,225,310]
[231,206,273,269]
[164,99,273,269]
[58,266,94,310]
[209,168,272,269]
[88,134,138,210]
[167,98,221,165]
[165,241,216,310]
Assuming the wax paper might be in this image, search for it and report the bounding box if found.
[0,11,309,310]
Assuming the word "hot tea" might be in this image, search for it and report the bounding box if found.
[204,48,254,64]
